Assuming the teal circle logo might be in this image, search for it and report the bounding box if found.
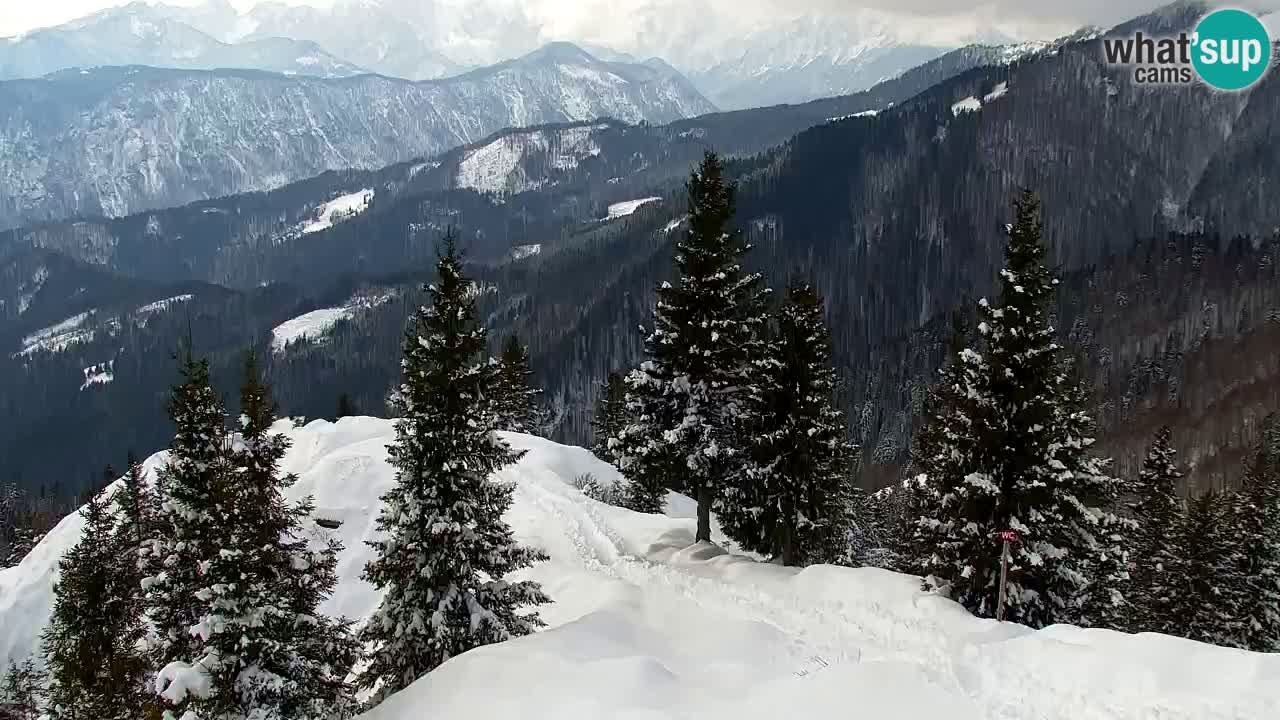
[1192,9,1272,90]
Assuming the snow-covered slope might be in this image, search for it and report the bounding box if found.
[2,417,1277,719]
[455,123,607,196]
[0,43,714,230]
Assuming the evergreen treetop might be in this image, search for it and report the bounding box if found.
[911,190,1123,628]
[614,150,768,540]
[494,335,540,434]
[42,484,148,720]
[721,279,857,566]
[1128,426,1186,634]
[358,231,549,704]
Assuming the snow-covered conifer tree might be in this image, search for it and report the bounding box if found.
[722,279,856,565]
[1178,490,1240,646]
[42,488,148,720]
[358,232,550,704]
[911,191,1123,628]
[142,351,230,684]
[0,659,42,720]
[1127,426,1186,634]
[590,372,628,463]
[613,151,768,539]
[493,335,540,433]
[157,351,359,720]
[1227,414,1280,652]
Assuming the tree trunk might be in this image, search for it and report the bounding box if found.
[781,504,797,567]
[696,482,712,543]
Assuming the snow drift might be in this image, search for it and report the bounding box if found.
[1,417,1277,719]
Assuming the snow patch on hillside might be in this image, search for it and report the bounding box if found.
[510,244,542,261]
[2,418,1277,720]
[80,361,114,391]
[983,82,1009,103]
[301,190,374,235]
[18,311,95,356]
[271,291,395,353]
[271,307,354,353]
[135,294,194,317]
[16,266,48,315]
[951,96,981,115]
[456,126,606,196]
[828,109,878,122]
[606,197,662,219]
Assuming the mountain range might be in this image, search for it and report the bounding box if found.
[0,42,714,230]
[0,2,367,80]
[3,2,1277,501]
[1,0,1039,110]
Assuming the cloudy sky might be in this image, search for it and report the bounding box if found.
[2,0,1276,42]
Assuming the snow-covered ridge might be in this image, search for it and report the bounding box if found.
[2,418,1277,719]
[606,197,662,219]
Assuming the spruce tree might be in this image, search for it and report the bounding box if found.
[141,351,230,684]
[358,233,549,704]
[910,191,1123,628]
[613,151,768,540]
[493,335,539,433]
[0,659,42,720]
[160,351,359,720]
[42,488,148,720]
[1128,426,1186,635]
[902,310,971,576]
[1227,414,1280,652]
[722,280,857,565]
[1177,490,1240,646]
[590,372,628,463]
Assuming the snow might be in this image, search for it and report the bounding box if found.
[135,294,194,317]
[270,308,354,353]
[271,292,395,353]
[951,96,982,115]
[80,361,114,391]
[510,244,542,261]
[606,197,662,219]
[661,216,687,234]
[17,311,95,356]
[3,418,1279,719]
[455,126,606,196]
[827,109,878,122]
[301,190,374,235]
[983,82,1009,103]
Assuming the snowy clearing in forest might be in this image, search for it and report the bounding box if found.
[952,96,982,115]
[301,189,374,235]
[79,361,114,391]
[983,82,1009,103]
[456,126,606,196]
[510,244,542,261]
[134,294,193,319]
[17,311,96,356]
[606,197,662,219]
[2,418,1277,719]
[270,292,395,353]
